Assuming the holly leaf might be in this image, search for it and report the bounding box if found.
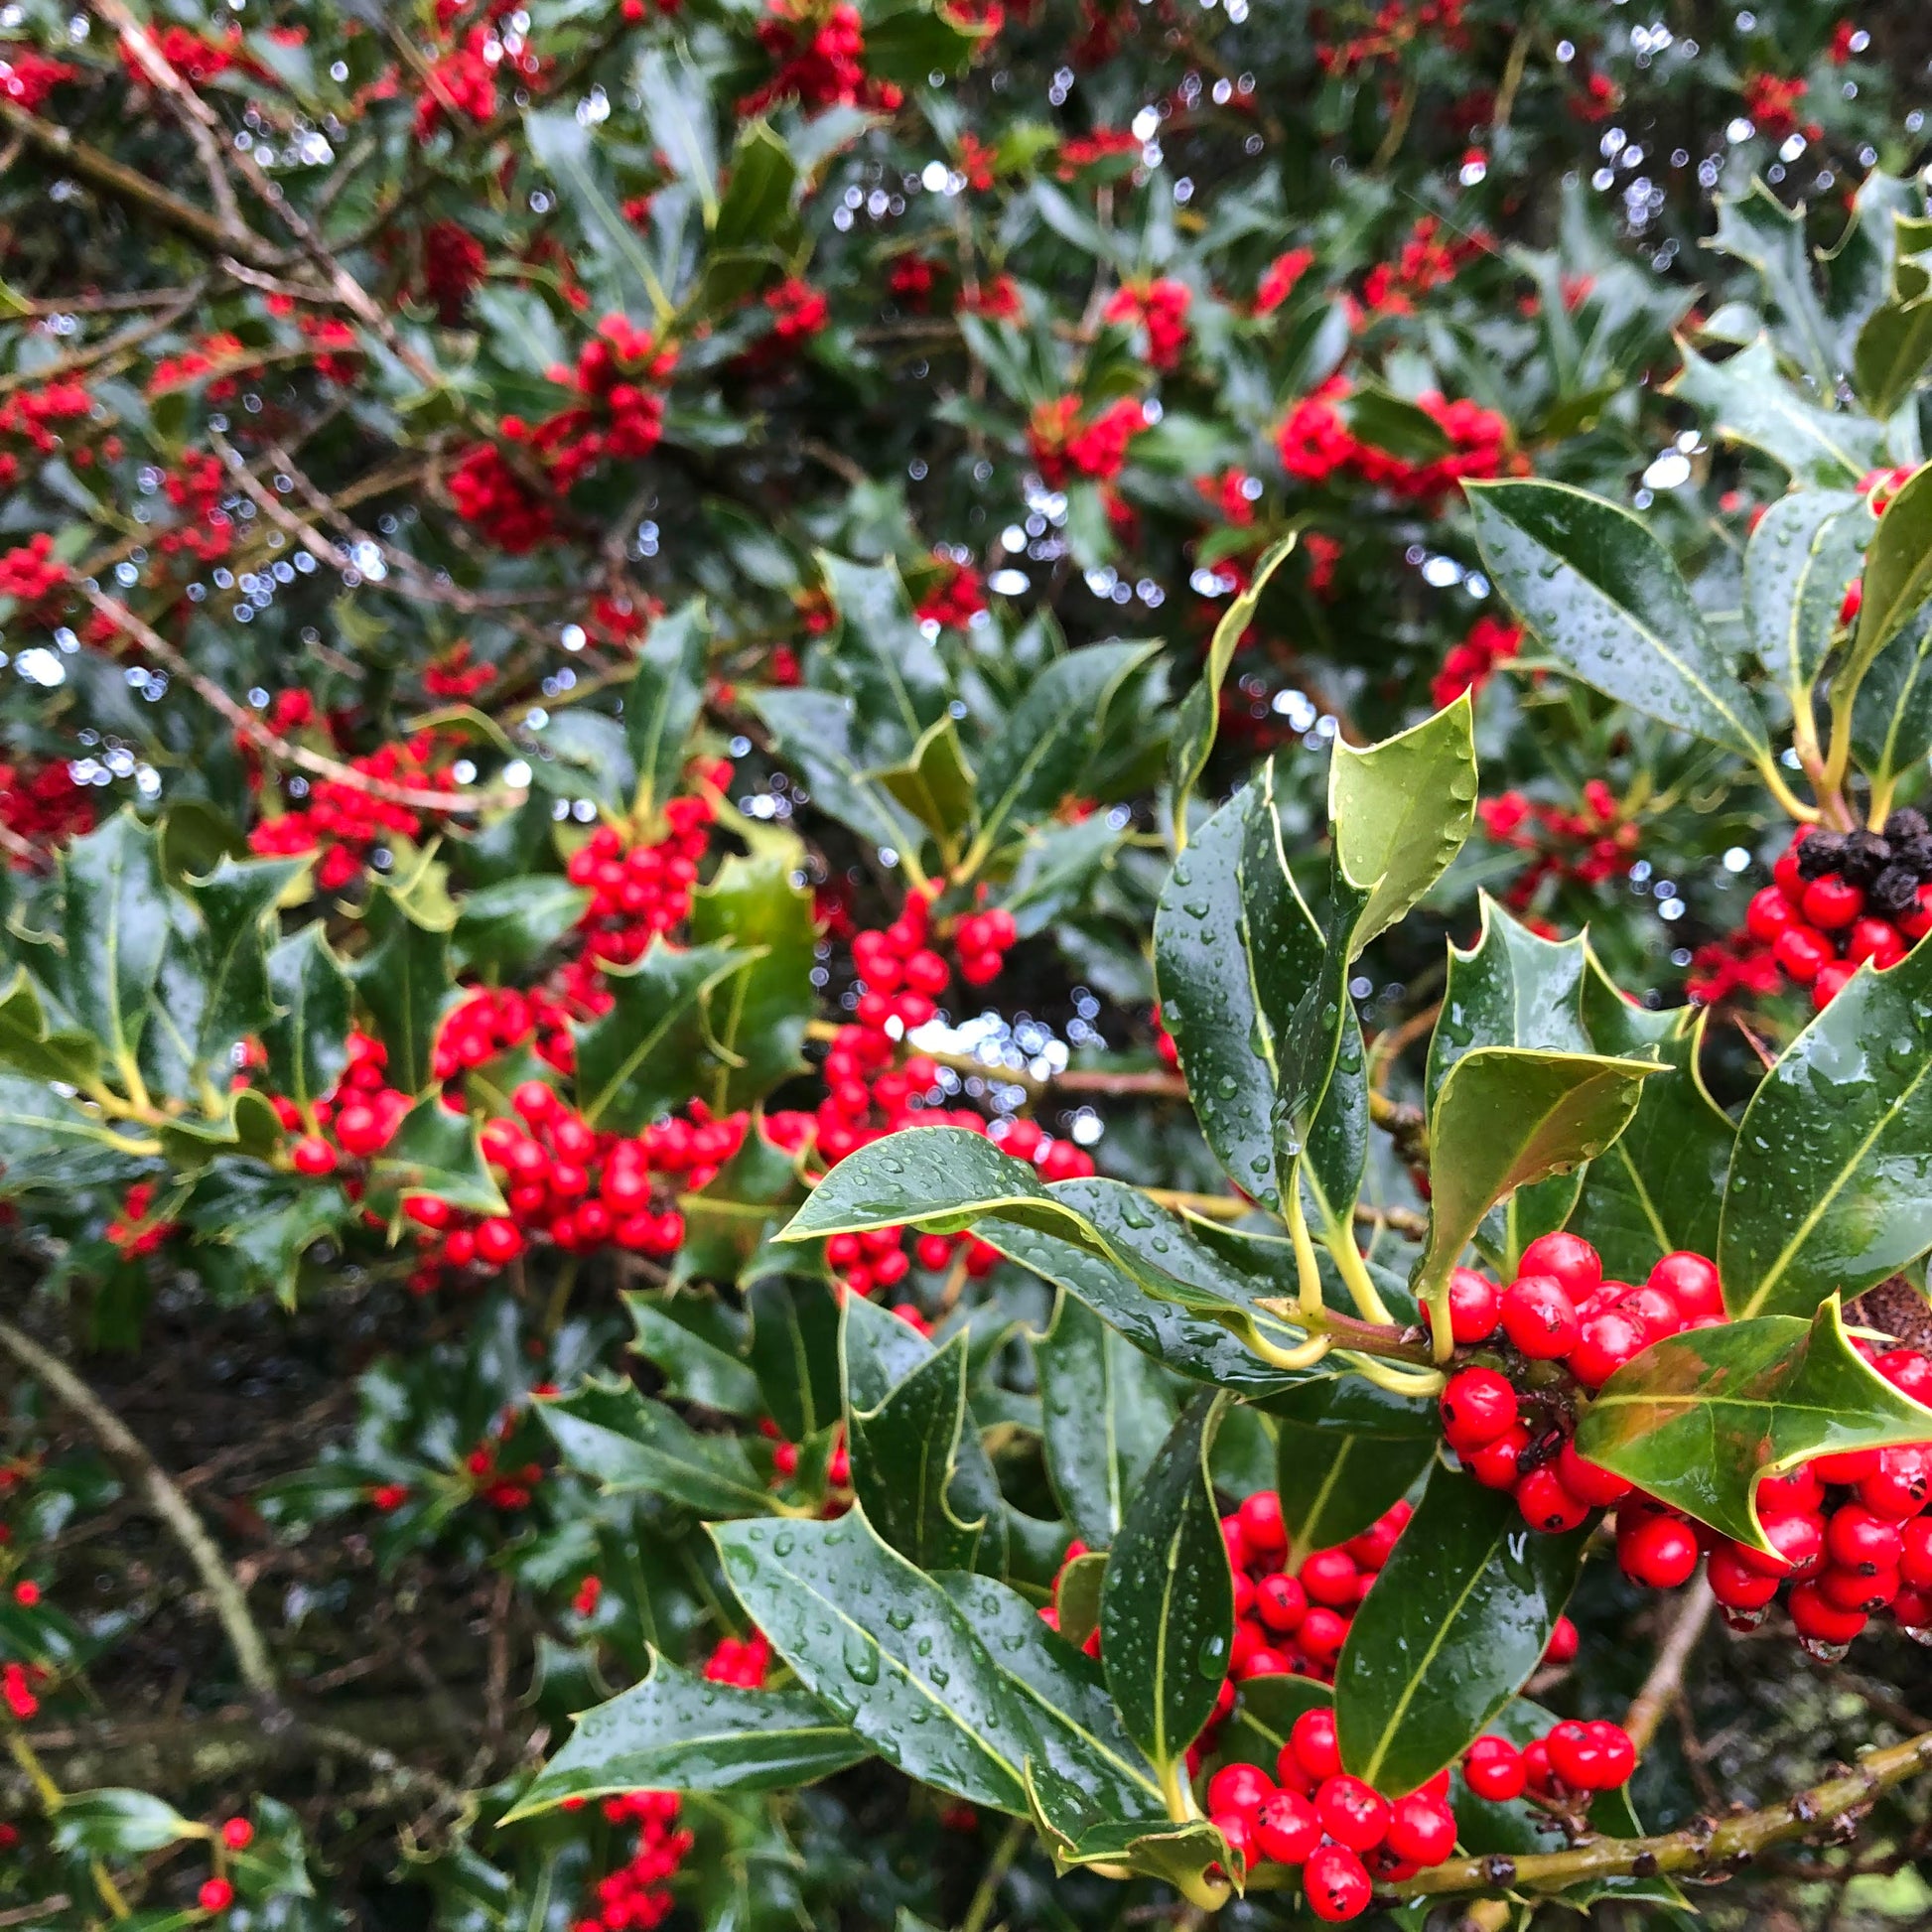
[1854,299,1932,421]
[1719,937,1932,1318]
[1575,1295,1932,1551]
[352,882,454,1096]
[1034,1290,1176,1550]
[1213,1672,1332,1775]
[819,553,953,762]
[52,1788,194,1858]
[1743,488,1870,703]
[1671,336,1881,486]
[710,1509,1164,1817]
[1100,1392,1233,1773]
[1706,182,1836,389]
[625,1291,760,1415]
[537,1382,774,1517]
[747,1274,844,1443]
[1168,533,1297,839]
[1838,461,1932,706]
[185,855,305,1074]
[1469,477,1773,759]
[451,878,589,975]
[573,938,754,1130]
[625,601,710,829]
[0,967,99,1085]
[871,714,977,852]
[1265,1376,1438,1565]
[506,1652,864,1816]
[690,848,815,1112]
[1334,1464,1585,1795]
[57,809,170,1077]
[368,1096,507,1216]
[262,925,352,1115]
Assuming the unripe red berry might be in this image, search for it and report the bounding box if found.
[1304,1842,1373,1921]
[1440,1367,1518,1451]
[1461,1734,1526,1802]
[1516,1231,1601,1300]
[1253,1787,1320,1863]
[1617,1510,1700,1587]
[1499,1275,1580,1359]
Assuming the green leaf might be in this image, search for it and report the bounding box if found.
[713,121,796,248]
[0,967,99,1085]
[525,107,671,322]
[782,1127,1069,1244]
[52,1788,194,1858]
[180,1162,353,1308]
[843,1313,994,1574]
[626,601,710,828]
[749,685,918,851]
[352,883,454,1096]
[1334,1464,1585,1794]
[710,1509,1162,1816]
[368,1096,507,1215]
[1343,385,1454,460]
[1742,488,1870,699]
[625,1291,761,1415]
[1415,1046,1661,1325]
[537,1381,774,1517]
[1055,1551,1108,1650]
[1854,297,1932,419]
[0,1071,149,1179]
[452,878,588,974]
[1213,1672,1332,1775]
[864,5,984,86]
[1719,935,1932,1318]
[1672,334,1884,487]
[574,938,752,1130]
[1267,1377,1438,1564]
[1100,1392,1233,1773]
[636,49,719,218]
[1571,957,1735,1283]
[58,809,170,1074]
[747,1275,844,1442]
[1577,1295,1932,1551]
[1327,693,1479,952]
[1467,478,1770,759]
[507,1651,863,1816]
[973,640,1157,850]
[1035,1291,1176,1549]
[819,553,954,760]
[228,1797,314,1902]
[1706,182,1837,381]
[1840,462,1932,702]
[185,855,304,1075]
[1850,607,1932,791]
[262,925,351,1115]
[1168,533,1297,838]
[689,849,814,1112]
[871,714,977,851]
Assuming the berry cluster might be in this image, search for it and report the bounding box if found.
[0,532,68,604]
[1278,378,1511,506]
[1028,396,1150,488]
[105,1180,178,1258]
[525,316,678,490]
[279,1030,416,1173]
[1460,1720,1636,1807]
[741,0,901,116]
[432,983,580,1082]
[573,1791,692,1932]
[1204,1708,1454,1920]
[0,759,94,855]
[1475,779,1638,908]
[1437,1237,1726,1532]
[448,442,553,553]
[1102,277,1192,370]
[764,277,830,342]
[703,1629,773,1689]
[914,552,989,631]
[1431,614,1523,711]
[1741,819,1932,1010]
[565,785,722,969]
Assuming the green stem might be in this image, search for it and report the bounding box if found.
[1287,1169,1323,1324]
[961,1818,1029,1932]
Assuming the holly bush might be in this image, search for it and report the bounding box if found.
[10,0,1932,1927]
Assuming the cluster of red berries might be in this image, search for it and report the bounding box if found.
[1311,0,1466,74]
[913,553,989,631]
[1739,818,1932,1011]
[0,46,77,112]
[1360,214,1491,318]
[565,786,723,970]
[0,759,94,857]
[741,0,900,116]
[1431,615,1523,711]
[464,1436,546,1511]
[1102,278,1192,370]
[0,532,68,604]
[523,316,678,492]
[105,1180,178,1258]
[432,983,580,1082]
[703,1629,773,1689]
[1278,378,1510,505]
[1740,69,1815,141]
[1253,247,1314,316]
[420,219,487,322]
[280,1031,416,1174]
[449,442,553,553]
[1437,1237,1726,1532]
[156,450,232,564]
[1460,1720,1636,1807]
[572,1791,691,1932]
[1204,1708,1454,1919]
[1476,779,1639,910]
[2,1659,42,1720]
[764,278,830,343]
[1027,396,1150,488]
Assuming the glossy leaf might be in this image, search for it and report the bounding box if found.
[871,714,976,849]
[782,1127,1071,1244]
[368,1096,508,1216]
[1415,1045,1660,1323]
[1671,336,1882,486]
[819,552,953,760]
[573,938,752,1130]
[507,1652,864,1815]
[1571,956,1734,1282]
[690,847,816,1111]
[1719,936,1932,1318]
[1467,478,1770,759]
[1708,182,1836,386]
[1575,1296,1932,1550]
[712,120,795,249]
[537,1382,774,1517]
[1100,1392,1233,1772]
[625,1291,761,1416]
[747,1274,844,1443]
[525,106,673,330]
[1055,1551,1107,1650]
[1854,297,1932,421]
[1850,606,1932,790]
[1267,1376,1439,1562]
[1841,461,1932,700]
[353,881,454,1096]
[749,686,917,852]
[1035,1291,1176,1549]
[626,601,710,827]
[974,640,1158,850]
[181,1162,354,1308]
[0,967,99,1085]
[1334,1463,1585,1794]
[1168,533,1296,840]
[58,808,170,1073]
[451,877,589,974]
[51,1788,194,1858]
[1742,487,1869,698]
[262,925,352,1115]
[185,855,305,1074]
[711,1510,1162,1817]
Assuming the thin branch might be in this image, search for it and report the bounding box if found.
[0,284,202,401]
[1623,1575,1716,1755]
[0,1313,277,1701]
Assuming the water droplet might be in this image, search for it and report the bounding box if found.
[844,1632,881,1684]
[773,1531,795,1558]
[881,1157,905,1175]
[1197,1631,1229,1677]
[887,1607,913,1630]
[820,1685,859,1724]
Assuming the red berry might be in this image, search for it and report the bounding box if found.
[1857,1447,1930,1520]
[1464,1423,1531,1490]
[1499,1275,1580,1359]
[220,1816,253,1851]
[1206,1761,1275,1816]
[1820,1564,1899,1613]
[475,1216,524,1266]
[1209,1807,1256,1865]
[1802,875,1863,929]
[1813,960,1856,1009]
[1557,1441,1632,1506]
[1617,1511,1700,1588]
[1813,1446,1883,1485]
[1542,1613,1579,1664]
[511,1079,557,1122]
[291,1135,338,1175]
[1826,1505,1903,1573]
[1304,1842,1373,1921]
[1515,1464,1589,1534]
[1902,883,1932,942]
[1239,1488,1288,1555]
[1461,1734,1526,1802]
[1788,1580,1867,1645]
[1708,1539,1780,1608]
[1846,917,1906,969]
[1900,1516,1932,1589]
[1253,1788,1321,1864]
[1757,1465,1824,1519]
[1289,1707,1341,1780]
[1444,1266,1502,1342]
[1745,885,1797,942]
[1583,1720,1636,1789]
[1384,1791,1455,1864]
[1735,1509,1825,1579]
[1255,1573,1308,1634]
[1647,1251,1725,1320]
[1315,1773,1390,1853]
[199,1878,234,1913]
[1302,1548,1359,1608]
[1774,923,1833,983]
[1516,1231,1601,1300]
[1299,1606,1349,1662]
[1440,1367,1518,1451]
[1568,1310,1650,1388]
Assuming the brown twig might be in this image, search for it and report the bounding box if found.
[1623,1575,1716,1755]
